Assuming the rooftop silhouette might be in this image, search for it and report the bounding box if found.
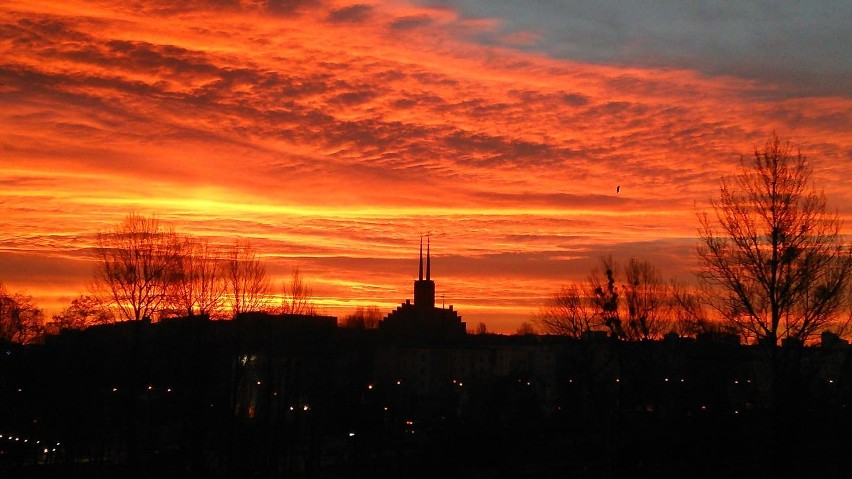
[378,237,466,342]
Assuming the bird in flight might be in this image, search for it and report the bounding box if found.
[616,185,620,193]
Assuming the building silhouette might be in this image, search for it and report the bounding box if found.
[378,237,465,342]
[2,247,852,478]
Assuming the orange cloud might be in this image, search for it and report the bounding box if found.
[1,0,850,332]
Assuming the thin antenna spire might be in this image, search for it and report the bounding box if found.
[418,235,423,281]
[426,234,431,281]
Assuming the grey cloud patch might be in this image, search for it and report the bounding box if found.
[414,0,851,97]
[507,89,590,108]
[441,130,572,168]
[329,90,380,106]
[561,93,590,107]
[327,4,373,23]
[0,251,93,287]
[390,15,435,30]
[391,93,445,110]
[470,191,661,211]
[263,0,323,15]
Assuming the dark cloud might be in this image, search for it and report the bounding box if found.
[327,4,373,23]
[561,93,590,107]
[264,0,323,15]
[469,191,662,211]
[0,251,92,287]
[329,90,380,106]
[390,14,434,30]
[441,130,566,167]
[390,92,446,110]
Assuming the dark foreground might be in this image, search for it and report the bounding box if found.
[3,410,848,479]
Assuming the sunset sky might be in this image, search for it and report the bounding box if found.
[1,0,850,333]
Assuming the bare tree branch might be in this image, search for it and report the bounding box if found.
[224,240,272,318]
[697,134,852,351]
[91,213,182,322]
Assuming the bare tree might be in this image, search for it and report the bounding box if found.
[170,236,226,317]
[279,266,315,315]
[225,240,272,317]
[475,322,488,335]
[516,321,537,335]
[49,295,114,332]
[0,282,45,344]
[542,256,674,340]
[590,256,622,339]
[536,284,598,338]
[342,305,382,329]
[697,134,852,350]
[622,258,670,340]
[668,282,710,337]
[92,213,182,321]
[697,134,852,479]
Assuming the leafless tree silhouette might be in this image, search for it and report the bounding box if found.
[0,281,45,343]
[537,284,599,338]
[590,256,623,339]
[49,294,114,332]
[668,282,717,337]
[540,256,674,340]
[697,134,852,350]
[279,266,315,315]
[697,133,852,479]
[342,305,382,329]
[225,239,272,317]
[622,258,670,340]
[170,236,226,317]
[92,213,182,321]
[516,321,537,335]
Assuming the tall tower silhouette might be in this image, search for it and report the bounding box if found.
[379,236,465,341]
[413,236,435,309]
